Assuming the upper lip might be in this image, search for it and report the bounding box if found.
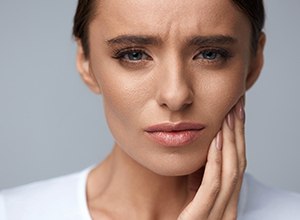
[145,122,205,132]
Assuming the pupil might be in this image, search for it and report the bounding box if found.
[204,51,217,59]
[129,52,142,60]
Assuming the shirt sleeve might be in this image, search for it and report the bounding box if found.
[0,193,7,220]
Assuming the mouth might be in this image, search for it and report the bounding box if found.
[144,122,205,147]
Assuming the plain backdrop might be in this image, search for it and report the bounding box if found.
[0,1,300,193]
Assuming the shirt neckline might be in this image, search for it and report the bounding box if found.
[77,166,95,220]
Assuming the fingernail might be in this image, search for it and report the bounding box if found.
[226,111,234,130]
[215,130,223,150]
[235,100,245,122]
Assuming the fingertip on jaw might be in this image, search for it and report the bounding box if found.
[215,130,223,151]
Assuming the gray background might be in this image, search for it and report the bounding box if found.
[0,1,299,193]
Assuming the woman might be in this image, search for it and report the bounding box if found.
[1,0,300,219]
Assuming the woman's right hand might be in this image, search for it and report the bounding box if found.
[178,97,246,220]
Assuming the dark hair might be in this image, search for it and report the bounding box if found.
[73,0,98,58]
[232,0,265,52]
[73,0,265,58]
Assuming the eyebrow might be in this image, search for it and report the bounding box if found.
[106,35,161,46]
[106,34,237,47]
[187,35,237,46]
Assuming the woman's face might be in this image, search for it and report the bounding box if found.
[78,0,263,176]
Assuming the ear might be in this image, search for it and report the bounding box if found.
[246,33,266,90]
[76,40,102,94]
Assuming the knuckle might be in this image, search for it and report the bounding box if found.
[213,154,222,165]
[229,170,239,186]
[239,158,247,173]
[210,181,221,196]
[224,169,239,186]
[227,134,235,144]
[237,125,245,136]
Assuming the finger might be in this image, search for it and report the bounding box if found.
[208,110,239,219]
[178,131,222,220]
[234,96,247,174]
[223,97,246,219]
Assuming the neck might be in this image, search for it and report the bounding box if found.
[87,144,193,220]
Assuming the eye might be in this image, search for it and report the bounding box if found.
[194,48,231,62]
[113,49,152,62]
[201,50,218,60]
[125,51,145,61]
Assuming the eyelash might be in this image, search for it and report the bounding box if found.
[193,48,232,63]
[112,48,232,64]
[112,48,152,62]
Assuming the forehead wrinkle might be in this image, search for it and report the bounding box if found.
[95,0,251,52]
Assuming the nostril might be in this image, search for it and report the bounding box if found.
[157,90,194,112]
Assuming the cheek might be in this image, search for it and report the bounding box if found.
[207,73,244,110]
[95,66,152,142]
[195,65,247,129]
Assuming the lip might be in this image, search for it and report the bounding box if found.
[144,122,205,147]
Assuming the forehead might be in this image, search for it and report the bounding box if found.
[92,0,251,43]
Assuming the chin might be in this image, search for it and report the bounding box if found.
[150,163,205,177]
[142,153,207,177]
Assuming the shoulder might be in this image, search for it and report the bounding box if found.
[0,168,91,220]
[239,173,300,220]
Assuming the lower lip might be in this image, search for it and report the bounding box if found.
[145,130,203,147]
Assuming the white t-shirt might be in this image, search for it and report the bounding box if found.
[0,168,300,220]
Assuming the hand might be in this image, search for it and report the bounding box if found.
[178,97,246,220]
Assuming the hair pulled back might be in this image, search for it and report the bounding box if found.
[73,0,265,58]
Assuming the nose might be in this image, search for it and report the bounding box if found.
[155,59,194,112]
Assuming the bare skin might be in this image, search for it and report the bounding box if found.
[76,0,265,219]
